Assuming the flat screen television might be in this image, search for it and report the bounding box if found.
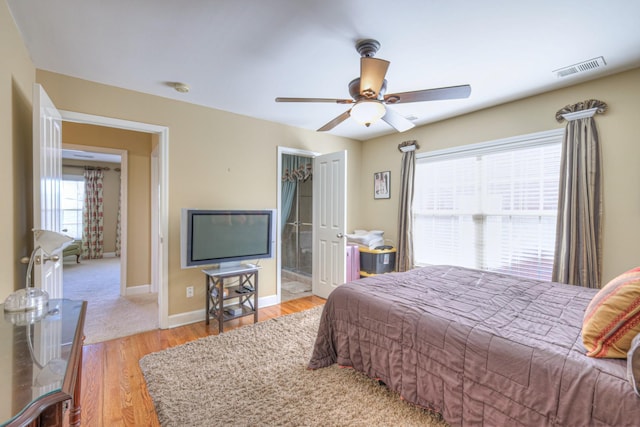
[181,208,276,269]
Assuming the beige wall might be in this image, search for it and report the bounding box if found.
[62,122,152,288]
[0,0,36,415]
[62,159,121,253]
[36,70,362,315]
[358,67,640,286]
[0,1,35,300]
[10,7,632,320]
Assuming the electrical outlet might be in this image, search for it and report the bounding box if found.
[186,286,194,298]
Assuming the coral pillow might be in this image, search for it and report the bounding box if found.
[582,267,640,358]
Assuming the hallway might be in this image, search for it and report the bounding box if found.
[63,257,158,343]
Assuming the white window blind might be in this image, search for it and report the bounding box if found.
[413,130,563,280]
[61,178,85,239]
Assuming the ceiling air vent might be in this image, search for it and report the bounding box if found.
[553,56,606,78]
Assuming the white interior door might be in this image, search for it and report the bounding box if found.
[312,150,347,299]
[32,84,64,298]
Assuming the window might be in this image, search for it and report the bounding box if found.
[413,130,563,280]
[61,178,84,239]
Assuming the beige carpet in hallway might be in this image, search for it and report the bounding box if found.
[63,257,159,344]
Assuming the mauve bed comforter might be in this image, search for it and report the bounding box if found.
[308,265,640,426]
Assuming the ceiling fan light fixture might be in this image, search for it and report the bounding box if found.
[350,100,386,127]
[275,38,470,133]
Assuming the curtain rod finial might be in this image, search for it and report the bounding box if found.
[555,99,607,123]
[398,140,419,152]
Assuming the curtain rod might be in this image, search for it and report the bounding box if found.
[63,164,121,172]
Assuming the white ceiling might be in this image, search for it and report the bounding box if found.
[8,0,640,141]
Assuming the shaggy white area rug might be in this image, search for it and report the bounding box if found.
[139,306,448,426]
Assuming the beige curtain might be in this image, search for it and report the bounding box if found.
[552,99,607,288]
[396,140,418,272]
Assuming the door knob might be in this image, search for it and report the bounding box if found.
[35,254,60,265]
[336,233,344,239]
[20,254,60,265]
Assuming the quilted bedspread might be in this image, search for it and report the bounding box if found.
[308,265,640,426]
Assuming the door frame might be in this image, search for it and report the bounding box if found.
[151,143,160,293]
[276,146,319,304]
[59,110,170,329]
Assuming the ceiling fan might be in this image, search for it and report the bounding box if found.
[275,39,471,133]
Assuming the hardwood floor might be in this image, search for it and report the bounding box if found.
[80,296,325,426]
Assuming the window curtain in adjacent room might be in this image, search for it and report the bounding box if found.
[115,173,122,257]
[281,154,312,230]
[396,140,418,272]
[82,168,105,259]
[552,99,607,288]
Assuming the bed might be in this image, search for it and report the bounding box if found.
[308,265,640,426]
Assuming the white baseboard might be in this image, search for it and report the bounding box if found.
[126,284,151,296]
[103,252,117,258]
[259,294,279,308]
[168,309,204,328]
[166,294,280,328]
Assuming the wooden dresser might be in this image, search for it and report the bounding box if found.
[1,299,86,427]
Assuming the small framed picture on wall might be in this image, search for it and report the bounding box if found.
[374,171,390,199]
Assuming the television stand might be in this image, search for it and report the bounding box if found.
[203,264,260,332]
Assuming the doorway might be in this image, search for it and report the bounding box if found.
[277,147,318,302]
[59,141,159,342]
[281,154,313,301]
[61,146,127,291]
[59,110,169,330]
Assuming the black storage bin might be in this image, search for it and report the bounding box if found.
[359,247,396,274]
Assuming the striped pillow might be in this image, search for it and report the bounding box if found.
[582,267,640,358]
[627,333,640,396]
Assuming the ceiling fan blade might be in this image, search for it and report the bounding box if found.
[384,84,471,104]
[381,107,415,133]
[360,57,390,99]
[317,110,351,132]
[276,97,354,104]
